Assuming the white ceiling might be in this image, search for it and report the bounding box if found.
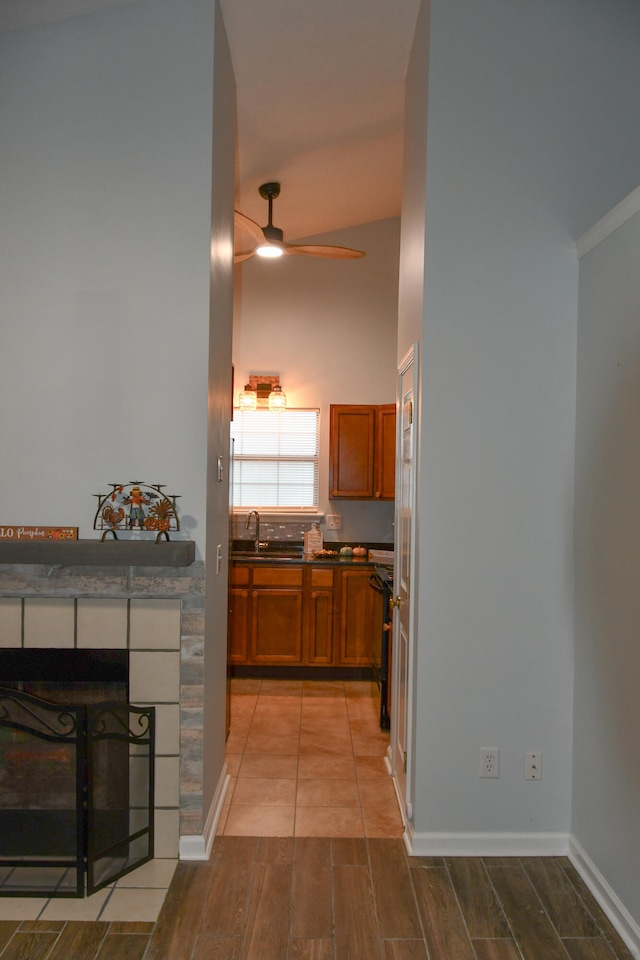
[0,0,421,242]
[220,0,421,241]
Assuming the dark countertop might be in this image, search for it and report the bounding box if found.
[232,554,374,566]
[231,540,389,566]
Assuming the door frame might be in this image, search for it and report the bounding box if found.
[389,341,419,840]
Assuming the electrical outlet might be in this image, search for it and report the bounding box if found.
[525,751,542,780]
[480,748,499,778]
[326,514,342,530]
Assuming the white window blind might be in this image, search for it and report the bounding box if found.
[231,409,320,509]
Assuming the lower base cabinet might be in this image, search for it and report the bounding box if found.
[337,566,381,665]
[306,567,335,665]
[251,589,303,662]
[229,566,250,664]
[229,562,380,668]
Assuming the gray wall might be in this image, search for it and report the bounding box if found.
[574,199,640,930]
[0,0,235,841]
[203,0,235,829]
[400,0,640,879]
[0,0,216,559]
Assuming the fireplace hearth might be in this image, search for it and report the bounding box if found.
[0,649,154,898]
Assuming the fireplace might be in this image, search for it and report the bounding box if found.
[0,552,206,861]
[0,649,154,898]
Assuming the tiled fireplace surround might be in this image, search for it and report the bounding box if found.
[0,559,206,860]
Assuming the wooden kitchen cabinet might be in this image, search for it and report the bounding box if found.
[375,403,397,501]
[229,564,250,663]
[250,566,304,664]
[305,567,335,664]
[329,404,396,500]
[336,566,382,666]
[230,561,381,671]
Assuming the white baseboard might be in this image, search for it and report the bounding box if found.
[569,836,640,960]
[178,763,231,861]
[406,831,570,857]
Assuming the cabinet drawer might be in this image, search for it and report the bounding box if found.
[310,568,334,588]
[231,565,250,586]
[252,566,303,587]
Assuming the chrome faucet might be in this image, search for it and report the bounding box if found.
[245,510,264,553]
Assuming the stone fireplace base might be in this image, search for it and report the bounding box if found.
[0,552,205,859]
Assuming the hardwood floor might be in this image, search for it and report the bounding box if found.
[0,843,634,959]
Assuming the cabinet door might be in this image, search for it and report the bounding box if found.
[305,567,334,664]
[329,405,376,498]
[229,564,250,664]
[337,567,380,665]
[229,587,250,663]
[251,589,303,663]
[375,404,396,500]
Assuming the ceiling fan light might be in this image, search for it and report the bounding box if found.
[256,243,284,259]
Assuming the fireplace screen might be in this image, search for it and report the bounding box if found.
[0,687,154,898]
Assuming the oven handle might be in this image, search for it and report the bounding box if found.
[368,573,386,594]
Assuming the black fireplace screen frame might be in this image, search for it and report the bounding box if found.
[0,687,154,898]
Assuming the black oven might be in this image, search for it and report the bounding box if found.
[369,566,393,729]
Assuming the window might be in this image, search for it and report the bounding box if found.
[231,408,320,510]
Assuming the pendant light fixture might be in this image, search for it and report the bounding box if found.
[238,375,286,411]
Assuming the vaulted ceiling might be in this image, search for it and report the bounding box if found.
[0,0,421,241]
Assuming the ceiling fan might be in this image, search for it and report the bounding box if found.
[234,182,366,263]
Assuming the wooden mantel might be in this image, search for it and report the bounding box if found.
[0,539,196,567]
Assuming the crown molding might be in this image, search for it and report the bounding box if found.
[576,184,640,259]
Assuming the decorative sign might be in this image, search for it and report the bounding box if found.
[93,482,180,542]
[0,526,78,541]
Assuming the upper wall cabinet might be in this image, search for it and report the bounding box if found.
[329,404,396,500]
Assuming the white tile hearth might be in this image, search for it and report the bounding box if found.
[129,650,181,702]
[77,598,128,648]
[24,597,75,647]
[130,598,181,649]
[0,598,21,646]
[0,859,178,923]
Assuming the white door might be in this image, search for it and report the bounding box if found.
[391,344,417,825]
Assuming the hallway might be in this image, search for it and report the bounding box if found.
[220,678,404,838]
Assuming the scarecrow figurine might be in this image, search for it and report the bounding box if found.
[123,484,150,529]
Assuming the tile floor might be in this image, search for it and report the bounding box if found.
[0,857,177,924]
[219,677,405,839]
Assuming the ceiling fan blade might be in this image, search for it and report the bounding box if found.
[234,248,256,263]
[234,210,265,244]
[283,243,366,259]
